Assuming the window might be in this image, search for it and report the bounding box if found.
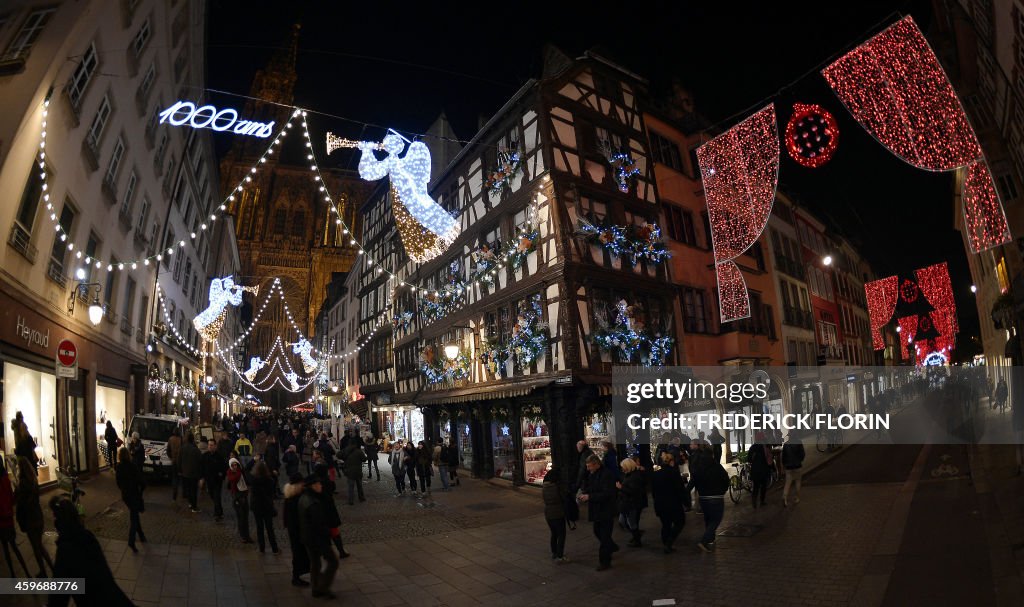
[105,137,125,187]
[649,131,682,172]
[997,173,1019,201]
[136,196,150,232]
[120,170,137,216]
[83,233,99,283]
[273,208,287,235]
[67,42,98,109]
[2,8,55,61]
[131,19,150,57]
[173,251,183,282]
[664,205,697,245]
[105,257,119,308]
[123,277,136,327]
[85,95,111,151]
[749,242,765,271]
[50,202,76,265]
[138,63,156,100]
[688,146,701,179]
[190,275,198,306]
[183,260,192,291]
[154,131,168,166]
[291,210,305,238]
[15,160,47,231]
[682,287,707,333]
[701,212,712,249]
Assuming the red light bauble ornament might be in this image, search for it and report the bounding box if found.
[785,103,839,167]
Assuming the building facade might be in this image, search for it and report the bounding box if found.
[0,0,221,481]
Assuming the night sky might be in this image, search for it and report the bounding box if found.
[205,0,979,342]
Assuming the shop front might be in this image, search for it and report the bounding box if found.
[0,284,143,482]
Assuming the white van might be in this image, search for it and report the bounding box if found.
[126,414,183,477]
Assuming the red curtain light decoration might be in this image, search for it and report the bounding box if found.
[963,161,1013,254]
[865,276,898,350]
[716,261,750,322]
[697,104,779,321]
[898,315,918,361]
[785,103,839,167]
[822,15,1011,252]
[915,262,958,335]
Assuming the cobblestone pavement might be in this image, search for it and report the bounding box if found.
[5,406,1021,607]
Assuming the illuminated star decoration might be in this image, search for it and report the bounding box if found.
[291,339,318,374]
[822,15,1011,253]
[785,103,839,168]
[864,276,898,350]
[243,357,265,382]
[330,129,460,262]
[697,104,779,322]
[193,276,258,342]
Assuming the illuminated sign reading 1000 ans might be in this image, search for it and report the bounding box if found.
[158,101,275,138]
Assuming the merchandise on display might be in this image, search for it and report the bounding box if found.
[491,422,516,481]
[522,417,551,486]
[585,413,614,459]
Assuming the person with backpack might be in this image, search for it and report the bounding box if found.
[782,433,806,507]
[542,467,569,562]
[688,447,730,552]
[747,432,772,508]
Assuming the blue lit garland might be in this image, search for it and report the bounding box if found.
[579,221,671,266]
[391,311,414,331]
[419,345,471,384]
[479,294,548,377]
[484,145,522,199]
[591,300,673,366]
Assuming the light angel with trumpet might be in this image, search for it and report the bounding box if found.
[193,276,258,342]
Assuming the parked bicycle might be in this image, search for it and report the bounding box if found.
[57,465,85,517]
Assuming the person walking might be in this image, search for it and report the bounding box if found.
[579,454,617,571]
[227,458,253,544]
[47,496,133,606]
[234,433,254,469]
[103,421,121,470]
[364,436,380,481]
[390,442,406,496]
[298,475,338,599]
[708,428,725,464]
[179,432,203,513]
[0,460,30,577]
[688,448,730,552]
[617,458,647,547]
[416,440,433,497]
[14,456,53,576]
[200,439,227,521]
[250,461,280,554]
[340,439,366,505]
[435,441,450,492]
[167,427,182,501]
[747,432,772,508]
[129,432,146,473]
[782,434,806,507]
[446,439,460,486]
[542,467,568,562]
[403,441,418,497]
[302,431,315,474]
[12,413,39,472]
[283,444,301,480]
[313,463,349,559]
[115,447,147,553]
[265,434,282,494]
[650,452,685,554]
[283,473,311,587]
[574,440,594,493]
[601,441,619,479]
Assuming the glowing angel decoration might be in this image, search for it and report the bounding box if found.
[193,276,258,342]
[285,372,300,392]
[243,357,265,382]
[291,339,318,374]
[328,129,460,262]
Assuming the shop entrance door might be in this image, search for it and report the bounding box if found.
[66,379,88,474]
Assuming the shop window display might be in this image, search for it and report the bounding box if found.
[95,384,126,467]
[522,416,551,486]
[491,421,516,481]
[585,413,614,458]
[458,422,473,471]
[411,409,425,444]
[3,362,58,484]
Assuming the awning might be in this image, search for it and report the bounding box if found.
[348,398,369,417]
[418,377,554,404]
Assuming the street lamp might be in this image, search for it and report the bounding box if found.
[822,255,833,267]
[970,285,977,293]
[68,280,103,327]
[444,343,460,360]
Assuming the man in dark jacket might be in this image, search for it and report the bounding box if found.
[364,437,380,481]
[446,440,460,486]
[298,475,337,599]
[178,433,203,513]
[688,452,730,552]
[579,454,617,571]
[200,439,227,521]
[782,434,806,507]
[340,441,367,504]
[574,440,594,492]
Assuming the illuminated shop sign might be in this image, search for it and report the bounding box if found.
[158,101,275,138]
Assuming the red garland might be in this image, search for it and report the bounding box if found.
[785,103,839,167]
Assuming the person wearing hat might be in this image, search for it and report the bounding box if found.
[283,473,311,587]
[298,474,337,599]
[226,458,253,543]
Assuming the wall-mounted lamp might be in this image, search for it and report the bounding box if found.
[68,276,103,326]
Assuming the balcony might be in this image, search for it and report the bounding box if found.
[121,318,133,335]
[104,305,117,324]
[101,178,117,205]
[46,259,67,289]
[783,306,814,330]
[8,224,37,263]
[118,207,134,231]
[0,49,28,76]
[133,226,150,249]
